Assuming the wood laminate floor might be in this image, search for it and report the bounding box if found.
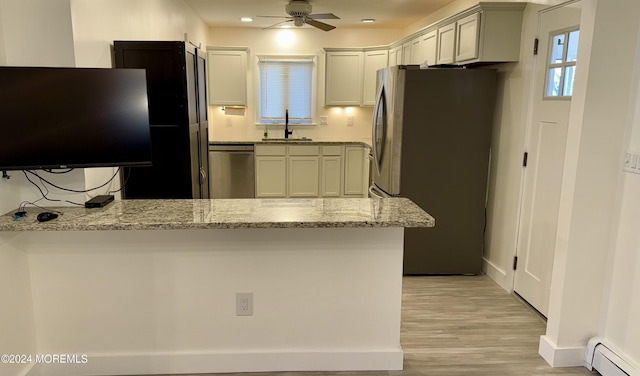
[142,275,598,376]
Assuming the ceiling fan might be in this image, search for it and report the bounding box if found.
[257,0,340,31]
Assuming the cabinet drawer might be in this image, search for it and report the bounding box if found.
[255,145,286,156]
[322,145,342,156]
[288,145,319,156]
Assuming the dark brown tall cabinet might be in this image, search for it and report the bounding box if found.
[114,41,209,199]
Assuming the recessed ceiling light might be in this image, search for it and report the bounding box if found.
[361,19,375,23]
[241,17,253,22]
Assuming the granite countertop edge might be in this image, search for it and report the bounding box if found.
[0,198,435,232]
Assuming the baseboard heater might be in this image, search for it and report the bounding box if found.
[586,337,640,376]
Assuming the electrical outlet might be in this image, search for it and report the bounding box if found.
[347,115,354,126]
[236,292,253,316]
[320,116,328,125]
[226,117,233,127]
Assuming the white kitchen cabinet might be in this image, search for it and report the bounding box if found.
[344,145,367,197]
[288,145,320,197]
[436,4,525,65]
[320,145,343,197]
[411,37,422,65]
[436,22,456,65]
[362,49,388,106]
[207,47,248,106]
[402,42,412,65]
[255,145,287,198]
[388,45,402,67]
[420,30,438,66]
[255,144,367,198]
[455,13,480,63]
[325,51,364,106]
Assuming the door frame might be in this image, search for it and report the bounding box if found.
[506,0,583,294]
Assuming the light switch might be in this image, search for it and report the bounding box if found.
[347,115,354,126]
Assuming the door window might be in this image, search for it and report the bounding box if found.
[544,29,579,99]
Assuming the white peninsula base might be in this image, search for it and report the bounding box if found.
[2,227,405,376]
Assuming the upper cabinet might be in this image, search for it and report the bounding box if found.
[325,48,388,107]
[207,47,248,106]
[324,50,364,106]
[420,30,438,67]
[362,49,389,106]
[435,3,526,65]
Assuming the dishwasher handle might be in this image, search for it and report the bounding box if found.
[209,144,254,152]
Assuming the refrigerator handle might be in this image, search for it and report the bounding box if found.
[369,184,390,199]
[371,79,384,176]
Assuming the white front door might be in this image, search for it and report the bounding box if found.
[514,1,582,317]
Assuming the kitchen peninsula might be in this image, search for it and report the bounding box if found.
[0,198,434,376]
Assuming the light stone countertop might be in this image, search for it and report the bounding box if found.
[210,140,371,147]
[0,198,435,232]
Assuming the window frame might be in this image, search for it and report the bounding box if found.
[543,27,580,101]
[255,54,318,126]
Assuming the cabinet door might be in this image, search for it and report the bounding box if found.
[455,13,481,62]
[289,156,320,197]
[207,49,247,106]
[411,37,422,64]
[388,48,397,67]
[344,146,366,197]
[436,22,456,65]
[394,46,403,66]
[362,49,388,106]
[421,30,438,66]
[402,42,412,65]
[255,156,287,197]
[321,156,342,197]
[325,51,364,106]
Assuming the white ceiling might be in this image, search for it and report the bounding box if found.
[185,0,458,29]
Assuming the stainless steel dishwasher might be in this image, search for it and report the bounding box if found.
[209,144,255,198]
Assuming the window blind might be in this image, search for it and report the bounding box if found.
[258,59,313,124]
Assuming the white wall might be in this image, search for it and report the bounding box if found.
[539,0,640,368]
[207,27,402,143]
[597,16,640,370]
[0,0,86,214]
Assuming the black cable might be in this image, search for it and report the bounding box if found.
[25,167,120,193]
[108,168,130,195]
[22,171,83,206]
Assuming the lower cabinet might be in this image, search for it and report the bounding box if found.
[255,144,367,198]
[344,146,366,196]
[321,145,343,197]
[289,145,320,197]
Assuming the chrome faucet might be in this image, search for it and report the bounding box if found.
[284,109,293,139]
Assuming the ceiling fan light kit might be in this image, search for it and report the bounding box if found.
[257,0,339,31]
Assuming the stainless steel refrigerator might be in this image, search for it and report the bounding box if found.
[369,66,497,275]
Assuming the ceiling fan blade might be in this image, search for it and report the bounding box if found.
[256,15,291,19]
[263,19,293,30]
[308,13,340,20]
[305,18,336,31]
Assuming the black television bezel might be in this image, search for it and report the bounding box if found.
[0,66,153,171]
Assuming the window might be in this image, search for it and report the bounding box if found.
[257,56,315,124]
[544,29,579,99]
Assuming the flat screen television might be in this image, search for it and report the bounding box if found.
[0,66,152,171]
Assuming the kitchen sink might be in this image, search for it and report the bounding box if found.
[262,137,313,141]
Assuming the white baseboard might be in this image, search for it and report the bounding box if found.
[482,257,509,291]
[586,337,640,376]
[25,349,404,376]
[539,335,587,367]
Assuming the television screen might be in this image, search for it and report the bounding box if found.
[0,67,152,171]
